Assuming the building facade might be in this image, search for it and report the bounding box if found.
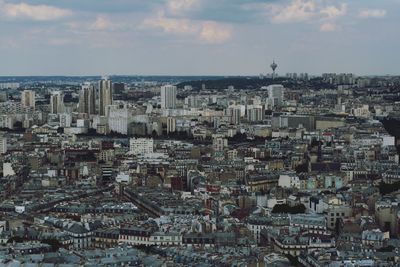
[161,85,177,109]
[99,78,113,116]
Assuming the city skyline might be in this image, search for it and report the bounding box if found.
[1,40,400,265]
[0,0,398,76]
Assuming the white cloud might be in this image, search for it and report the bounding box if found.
[66,14,130,35]
[358,9,387,19]
[320,22,337,32]
[199,21,232,44]
[142,11,196,34]
[270,0,317,24]
[167,0,200,15]
[89,15,118,31]
[142,12,232,44]
[0,1,72,21]
[248,1,349,32]
[320,3,347,19]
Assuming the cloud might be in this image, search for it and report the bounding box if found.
[245,1,350,23]
[89,15,118,31]
[199,21,232,43]
[270,0,317,24]
[358,9,387,19]
[142,11,197,34]
[247,0,349,32]
[65,14,131,35]
[141,0,233,44]
[142,11,232,44]
[167,0,200,15]
[320,22,337,32]
[320,3,347,19]
[0,1,72,21]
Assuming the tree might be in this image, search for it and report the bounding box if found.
[228,132,247,143]
[7,236,24,243]
[13,121,23,129]
[41,239,62,251]
[272,204,306,214]
[286,255,301,267]
[295,163,308,173]
[377,245,395,252]
[310,139,322,148]
[379,181,400,195]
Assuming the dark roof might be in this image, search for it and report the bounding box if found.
[67,223,89,234]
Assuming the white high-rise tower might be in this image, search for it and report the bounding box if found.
[267,84,285,108]
[161,85,177,109]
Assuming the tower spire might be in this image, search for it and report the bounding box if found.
[270,60,278,80]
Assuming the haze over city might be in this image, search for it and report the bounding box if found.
[0,0,398,76]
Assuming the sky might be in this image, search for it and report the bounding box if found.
[0,0,398,76]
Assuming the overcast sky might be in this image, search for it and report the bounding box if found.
[0,0,398,76]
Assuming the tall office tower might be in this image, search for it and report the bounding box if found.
[0,115,13,129]
[107,104,131,135]
[21,90,35,109]
[79,83,96,115]
[161,85,177,109]
[247,105,264,122]
[50,91,64,114]
[0,134,7,154]
[184,95,198,108]
[267,84,285,108]
[99,77,113,116]
[166,117,176,134]
[225,106,241,125]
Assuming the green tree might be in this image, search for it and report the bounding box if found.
[272,204,306,214]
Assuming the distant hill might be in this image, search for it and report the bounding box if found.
[0,75,227,85]
[177,77,334,91]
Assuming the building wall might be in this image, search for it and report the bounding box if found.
[129,138,154,155]
[161,85,177,109]
[0,136,7,154]
[316,119,345,130]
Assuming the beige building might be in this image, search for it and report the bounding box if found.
[21,90,35,109]
[99,78,113,116]
[315,118,345,130]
